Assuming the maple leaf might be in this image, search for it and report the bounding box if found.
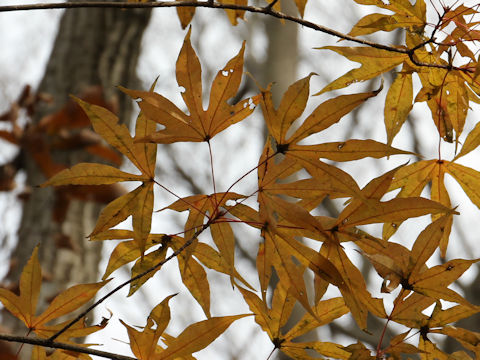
[384,158,480,255]
[168,191,243,247]
[121,294,176,360]
[349,0,426,36]
[158,314,249,359]
[409,299,480,354]
[41,101,157,255]
[259,74,410,163]
[250,144,451,330]
[121,28,258,144]
[239,281,350,360]
[316,47,408,94]
[92,229,251,315]
[415,69,469,143]
[360,216,479,307]
[122,297,248,360]
[164,192,250,316]
[0,246,107,342]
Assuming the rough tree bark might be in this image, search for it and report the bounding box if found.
[2,2,151,357]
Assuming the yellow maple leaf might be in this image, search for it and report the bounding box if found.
[316,47,408,94]
[42,101,157,256]
[0,246,107,342]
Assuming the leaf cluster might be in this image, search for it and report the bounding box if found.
[1,1,480,359]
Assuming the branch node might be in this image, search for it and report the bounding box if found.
[264,0,279,11]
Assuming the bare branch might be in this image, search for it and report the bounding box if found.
[0,1,473,73]
[48,221,212,341]
[0,334,136,360]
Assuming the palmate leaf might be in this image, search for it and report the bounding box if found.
[158,314,249,360]
[166,191,244,271]
[122,28,258,144]
[253,145,446,330]
[41,99,157,255]
[410,258,479,305]
[350,0,426,36]
[316,47,408,94]
[383,158,480,254]
[93,230,251,311]
[121,295,176,360]
[122,297,247,360]
[0,246,106,340]
[259,74,408,163]
[239,281,349,359]
[360,216,478,308]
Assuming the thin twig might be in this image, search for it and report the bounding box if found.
[0,334,137,360]
[48,220,212,341]
[0,1,473,73]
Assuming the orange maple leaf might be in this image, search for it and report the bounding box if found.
[121,28,259,144]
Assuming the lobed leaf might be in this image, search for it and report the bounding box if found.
[75,97,151,174]
[159,315,249,359]
[124,29,257,144]
[316,46,407,94]
[33,280,108,327]
[41,163,147,187]
[445,162,480,209]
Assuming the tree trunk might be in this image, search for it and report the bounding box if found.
[2,2,151,357]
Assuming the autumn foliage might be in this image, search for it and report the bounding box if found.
[1,0,480,359]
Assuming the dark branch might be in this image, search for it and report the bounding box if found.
[48,221,212,341]
[0,1,473,73]
[0,334,136,360]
